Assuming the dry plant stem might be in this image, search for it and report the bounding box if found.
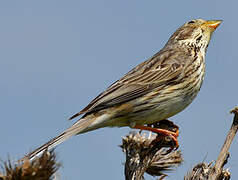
[208,107,238,180]
[124,143,156,180]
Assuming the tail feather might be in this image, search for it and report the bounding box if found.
[20,117,95,161]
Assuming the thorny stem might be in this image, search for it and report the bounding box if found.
[208,107,238,180]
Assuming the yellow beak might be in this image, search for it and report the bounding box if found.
[205,20,222,29]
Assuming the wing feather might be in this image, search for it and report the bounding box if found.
[69,50,184,120]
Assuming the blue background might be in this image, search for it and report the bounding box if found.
[1,1,238,179]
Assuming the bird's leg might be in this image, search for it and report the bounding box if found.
[133,120,179,148]
[152,119,179,138]
[152,119,179,150]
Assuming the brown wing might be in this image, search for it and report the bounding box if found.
[69,50,184,120]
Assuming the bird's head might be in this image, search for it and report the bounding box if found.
[166,19,222,50]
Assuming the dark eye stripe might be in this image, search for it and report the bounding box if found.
[196,35,202,43]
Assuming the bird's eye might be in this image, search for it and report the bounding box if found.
[188,20,195,24]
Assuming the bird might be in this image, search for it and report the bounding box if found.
[22,19,221,160]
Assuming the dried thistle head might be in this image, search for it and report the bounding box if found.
[121,121,183,179]
[0,150,60,180]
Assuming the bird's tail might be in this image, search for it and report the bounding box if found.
[20,117,96,161]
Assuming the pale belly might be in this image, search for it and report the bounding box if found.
[81,89,200,133]
[103,88,200,128]
[133,91,199,125]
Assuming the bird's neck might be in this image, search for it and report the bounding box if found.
[179,38,209,55]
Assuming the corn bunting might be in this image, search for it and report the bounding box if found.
[22,19,221,160]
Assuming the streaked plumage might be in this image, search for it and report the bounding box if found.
[21,19,221,160]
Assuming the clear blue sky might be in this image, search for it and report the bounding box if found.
[1,1,238,179]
